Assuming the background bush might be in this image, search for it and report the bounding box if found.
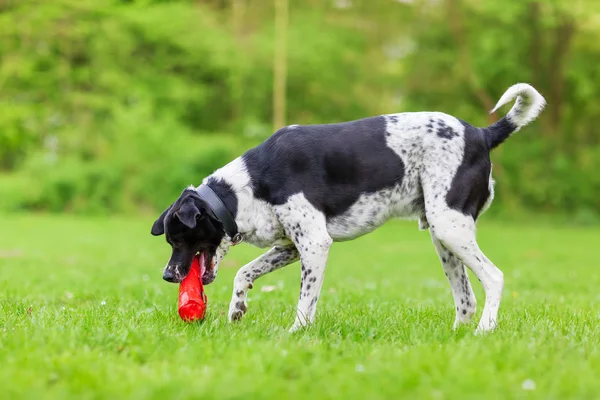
[0,0,598,218]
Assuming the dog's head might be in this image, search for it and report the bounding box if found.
[151,188,232,284]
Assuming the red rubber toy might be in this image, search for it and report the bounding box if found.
[178,255,208,322]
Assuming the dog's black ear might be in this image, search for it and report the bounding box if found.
[151,205,172,236]
[174,201,201,229]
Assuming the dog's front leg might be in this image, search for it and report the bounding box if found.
[274,195,333,333]
[228,244,299,322]
[289,236,332,333]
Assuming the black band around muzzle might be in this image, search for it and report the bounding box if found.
[196,184,243,245]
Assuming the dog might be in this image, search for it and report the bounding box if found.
[151,83,545,333]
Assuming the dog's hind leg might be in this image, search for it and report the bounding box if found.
[430,233,477,329]
[421,133,501,333]
[228,244,299,322]
[274,194,333,333]
[427,208,503,333]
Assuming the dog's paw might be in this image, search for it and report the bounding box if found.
[453,311,476,330]
[474,319,497,335]
[288,321,311,334]
[474,327,491,336]
[228,300,247,322]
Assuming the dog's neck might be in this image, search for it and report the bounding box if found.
[201,157,262,238]
[202,178,239,218]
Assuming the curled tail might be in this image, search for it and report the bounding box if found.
[485,83,546,149]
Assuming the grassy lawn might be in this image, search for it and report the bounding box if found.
[1,213,599,399]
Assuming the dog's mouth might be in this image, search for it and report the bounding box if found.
[164,249,217,284]
[197,251,216,285]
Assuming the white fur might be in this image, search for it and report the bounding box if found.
[272,193,332,332]
[431,234,477,329]
[490,83,546,130]
[326,189,420,241]
[425,208,503,332]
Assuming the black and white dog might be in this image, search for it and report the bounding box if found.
[151,83,545,333]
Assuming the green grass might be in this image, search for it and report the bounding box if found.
[1,213,599,399]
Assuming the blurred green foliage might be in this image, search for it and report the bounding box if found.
[0,0,599,217]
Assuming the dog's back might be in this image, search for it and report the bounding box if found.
[241,111,472,240]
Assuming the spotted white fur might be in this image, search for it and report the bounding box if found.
[431,234,477,329]
[425,209,503,332]
[326,113,465,240]
[273,193,333,332]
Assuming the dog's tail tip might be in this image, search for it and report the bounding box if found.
[486,83,546,150]
[489,83,546,128]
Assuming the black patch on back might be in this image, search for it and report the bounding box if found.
[446,120,491,220]
[242,117,405,218]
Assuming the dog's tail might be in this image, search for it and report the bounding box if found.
[485,83,546,149]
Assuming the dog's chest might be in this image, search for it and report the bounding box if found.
[237,199,287,248]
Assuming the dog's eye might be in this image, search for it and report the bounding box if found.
[167,238,183,248]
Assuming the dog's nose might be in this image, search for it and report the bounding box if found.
[162,269,177,282]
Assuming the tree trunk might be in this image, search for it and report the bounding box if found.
[547,15,575,139]
[273,0,288,131]
[231,0,244,121]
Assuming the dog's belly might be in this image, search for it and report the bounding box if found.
[326,186,423,241]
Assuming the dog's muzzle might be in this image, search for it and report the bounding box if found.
[162,253,217,285]
[162,264,184,283]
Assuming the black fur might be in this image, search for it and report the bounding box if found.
[151,189,225,283]
[484,117,518,149]
[446,121,492,220]
[242,117,405,218]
